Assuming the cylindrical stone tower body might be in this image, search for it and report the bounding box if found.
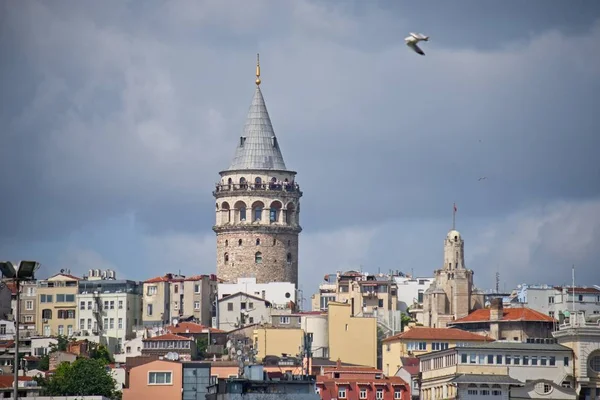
[213,65,302,287]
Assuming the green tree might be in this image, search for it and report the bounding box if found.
[49,335,72,352]
[88,342,114,364]
[38,355,50,371]
[36,358,120,399]
[196,336,208,359]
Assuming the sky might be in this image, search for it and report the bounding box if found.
[1,0,600,302]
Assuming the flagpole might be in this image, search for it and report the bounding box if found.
[452,203,456,230]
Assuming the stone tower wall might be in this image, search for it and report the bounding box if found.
[444,234,465,270]
[213,169,302,287]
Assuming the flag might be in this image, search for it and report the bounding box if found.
[454,203,457,213]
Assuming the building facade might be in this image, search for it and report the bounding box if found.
[36,272,79,337]
[142,273,184,327]
[218,277,296,307]
[515,284,600,321]
[423,229,484,328]
[76,269,143,353]
[213,57,302,287]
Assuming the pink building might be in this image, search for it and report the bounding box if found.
[122,359,182,400]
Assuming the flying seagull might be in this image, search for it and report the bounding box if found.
[478,177,487,181]
[405,32,429,56]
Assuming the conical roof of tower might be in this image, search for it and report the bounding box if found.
[227,86,288,171]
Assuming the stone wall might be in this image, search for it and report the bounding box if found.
[216,230,299,287]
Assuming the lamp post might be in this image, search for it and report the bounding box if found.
[0,261,40,400]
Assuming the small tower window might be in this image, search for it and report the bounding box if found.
[454,236,458,242]
[273,238,276,246]
[288,240,291,246]
[224,253,229,263]
[254,177,262,189]
[239,177,247,190]
[240,206,247,221]
[287,253,292,263]
[238,239,243,246]
[255,252,263,264]
[256,238,260,246]
[225,240,228,247]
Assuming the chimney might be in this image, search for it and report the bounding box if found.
[490,298,503,321]
[336,358,342,368]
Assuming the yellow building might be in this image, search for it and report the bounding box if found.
[381,326,493,376]
[37,272,79,336]
[327,301,377,368]
[253,326,304,360]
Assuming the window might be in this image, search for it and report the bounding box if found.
[56,294,65,302]
[505,355,511,365]
[148,371,172,385]
[40,294,53,303]
[147,304,153,316]
[26,300,34,310]
[432,342,449,351]
[589,355,600,372]
[256,238,260,246]
[461,354,468,363]
[255,252,262,264]
[194,301,200,310]
[87,301,92,309]
[249,302,254,309]
[487,354,494,364]
[240,207,247,221]
[541,356,547,366]
[564,356,569,367]
[548,296,555,304]
[87,319,92,329]
[470,354,477,364]
[104,318,108,328]
[287,253,292,263]
[118,300,123,309]
[549,356,556,366]
[174,285,179,294]
[531,356,538,365]
[523,355,529,365]
[338,388,347,399]
[394,390,402,399]
[118,318,123,329]
[224,253,229,263]
[58,325,64,335]
[467,384,477,395]
[110,318,114,329]
[534,382,552,395]
[42,309,52,319]
[194,284,200,293]
[67,325,73,336]
[549,311,555,318]
[65,294,75,302]
[24,315,33,322]
[227,303,233,311]
[0,325,5,335]
[513,356,520,365]
[376,389,384,399]
[238,239,243,246]
[79,319,85,329]
[126,346,131,354]
[492,384,502,396]
[359,388,367,399]
[147,286,157,295]
[280,316,290,324]
[407,342,427,351]
[79,301,85,310]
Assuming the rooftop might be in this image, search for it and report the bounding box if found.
[452,307,555,323]
[166,322,225,334]
[382,327,493,343]
[143,333,192,341]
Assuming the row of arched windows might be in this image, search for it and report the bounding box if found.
[223,251,293,264]
[224,238,292,247]
[217,200,297,224]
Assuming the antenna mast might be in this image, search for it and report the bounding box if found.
[495,271,500,293]
[572,264,576,314]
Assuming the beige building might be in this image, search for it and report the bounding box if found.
[311,271,401,334]
[143,273,216,327]
[449,298,555,341]
[418,341,576,399]
[381,326,493,376]
[423,228,485,328]
[327,301,377,368]
[212,58,302,287]
[36,272,79,336]
[553,311,600,399]
[217,292,277,331]
[253,326,304,360]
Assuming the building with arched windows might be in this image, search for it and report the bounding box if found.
[212,56,302,287]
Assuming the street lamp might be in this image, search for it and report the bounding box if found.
[0,261,40,400]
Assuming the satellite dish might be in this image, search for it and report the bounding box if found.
[237,349,242,356]
[172,318,178,326]
[60,269,65,273]
[165,352,180,361]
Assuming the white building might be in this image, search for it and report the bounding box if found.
[393,275,434,312]
[515,284,600,321]
[299,312,328,358]
[0,319,15,340]
[218,277,296,307]
[217,292,275,331]
[76,269,143,354]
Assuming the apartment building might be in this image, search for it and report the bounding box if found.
[418,341,576,399]
[218,277,296,306]
[515,283,600,321]
[18,281,37,330]
[217,292,274,331]
[312,271,401,333]
[143,273,217,327]
[76,269,142,353]
[36,271,79,336]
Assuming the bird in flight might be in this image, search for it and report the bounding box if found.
[405,32,429,56]
[478,177,487,181]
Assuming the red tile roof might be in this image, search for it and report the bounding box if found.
[166,322,225,334]
[452,307,555,323]
[184,275,208,281]
[0,376,35,389]
[382,327,493,343]
[143,333,192,341]
[317,375,409,386]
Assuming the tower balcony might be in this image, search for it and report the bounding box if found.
[213,182,302,198]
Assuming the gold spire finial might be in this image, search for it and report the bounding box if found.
[255,53,261,86]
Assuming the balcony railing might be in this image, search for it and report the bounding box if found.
[215,182,300,194]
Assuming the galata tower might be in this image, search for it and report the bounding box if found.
[213,55,302,287]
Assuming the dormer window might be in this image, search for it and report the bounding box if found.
[240,136,246,146]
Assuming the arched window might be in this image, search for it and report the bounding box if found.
[225,240,228,247]
[221,202,231,224]
[254,177,262,189]
[287,240,291,246]
[252,201,264,222]
[224,253,229,263]
[239,177,247,190]
[256,238,260,246]
[238,239,243,246]
[270,201,282,223]
[273,238,277,246]
[255,252,263,264]
[287,253,292,263]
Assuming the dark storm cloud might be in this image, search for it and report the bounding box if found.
[1,0,599,290]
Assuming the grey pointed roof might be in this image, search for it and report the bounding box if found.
[227,86,287,171]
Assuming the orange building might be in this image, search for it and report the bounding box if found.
[122,360,182,400]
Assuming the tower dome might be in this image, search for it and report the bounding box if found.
[212,55,302,287]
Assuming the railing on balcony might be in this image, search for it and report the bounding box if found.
[215,182,300,194]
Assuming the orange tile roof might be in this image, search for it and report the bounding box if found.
[143,333,192,341]
[554,286,600,294]
[453,307,555,323]
[166,322,225,334]
[382,327,493,343]
[317,375,408,386]
[322,366,381,374]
